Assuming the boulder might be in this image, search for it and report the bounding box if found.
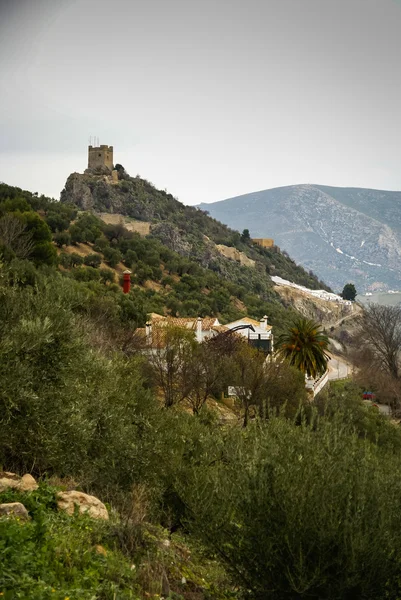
[0,502,30,520]
[18,474,39,492]
[0,472,38,493]
[57,491,109,520]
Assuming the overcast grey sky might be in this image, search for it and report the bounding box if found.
[0,0,400,204]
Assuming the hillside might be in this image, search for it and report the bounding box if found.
[5,177,401,599]
[198,184,401,293]
[60,170,330,295]
[0,180,321,338]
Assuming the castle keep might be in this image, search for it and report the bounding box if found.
[88,144,113,172]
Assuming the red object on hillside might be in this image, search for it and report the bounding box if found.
[362,391,376,400]
[123,270,131,294]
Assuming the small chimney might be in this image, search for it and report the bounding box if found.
[260,315,269,331]
[145,321,152,342]
[196,317,202,343]
[123,270,132,294]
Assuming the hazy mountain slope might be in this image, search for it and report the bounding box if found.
[199,185,401,292]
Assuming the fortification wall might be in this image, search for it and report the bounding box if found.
[252,238,274,248]
[216,244,255,268]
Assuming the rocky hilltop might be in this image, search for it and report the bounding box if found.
[60,170,330,294]
[199,184,401,293]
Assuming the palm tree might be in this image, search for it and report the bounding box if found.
[276,318,329,379]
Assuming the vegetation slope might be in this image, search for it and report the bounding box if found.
[3,179,401,599]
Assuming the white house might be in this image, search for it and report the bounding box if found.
[224,315,273,354]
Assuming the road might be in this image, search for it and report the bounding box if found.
[327,353,352,381]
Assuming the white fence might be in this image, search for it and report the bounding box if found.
[306,370,329,398]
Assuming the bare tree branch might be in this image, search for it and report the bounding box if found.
[0,214,34,259]
[357,304,401,379]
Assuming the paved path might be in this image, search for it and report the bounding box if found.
[327,353,352,381]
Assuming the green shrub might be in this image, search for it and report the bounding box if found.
[177,414,401,600]
[0,484,139,599]
[99,268,115,284]
[103,247,122,268]
[70,252,84,267]
[54,231,71,247]
[72,266,101,282]
[58,252,72,268]
[83,253,102,268]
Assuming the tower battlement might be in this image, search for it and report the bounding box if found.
[88,144,113,172]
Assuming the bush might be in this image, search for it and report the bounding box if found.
[103,247,122,268]
[31,241,58,266]
[99,268,115,284]
[84,253,102,268]
[72,266,101,281]
[46,211,70,233]
[177,415,401,599]
[54,231,71,247]
[70,252,84,267]
[0,484,138,599]
[58,252,72,268]
[0,275,162,499]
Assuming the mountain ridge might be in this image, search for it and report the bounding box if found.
[199,184,401,293]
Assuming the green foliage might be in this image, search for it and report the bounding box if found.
[45,211,71,233]
[0,196,31,214]
[103,246,122,268]
[99,268,115,284]
[177,415,401,600]
[54,231,71,248]
[70,252,84,267]
[0,484,139,599]
[240,228,250,242]
[83,253,102,268]
[69,214,103,245]
[342,282,357,301]
[3,235,401,599]
[71,266,101,281]
[3,258,39,287]
[0,271,162,499]
[58,252,72,268]
[277,317,329,378]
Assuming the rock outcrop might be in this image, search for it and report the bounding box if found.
[57,491,109,520]
[0,472,38,493]
[96,212,150,236]
[274,284,361,327]
[61,172,155,221]
[0,502,30,520]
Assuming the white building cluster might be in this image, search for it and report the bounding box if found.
[271,276,352,306]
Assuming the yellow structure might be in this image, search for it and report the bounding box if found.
[252,238,274,248]
[88,145,113,172]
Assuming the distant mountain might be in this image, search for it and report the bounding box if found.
[198,184,401,293]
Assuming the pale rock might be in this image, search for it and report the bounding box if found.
[0,502,30,520]
[57,491,109,520]
[19,474,39,492]
[0,472,38,493]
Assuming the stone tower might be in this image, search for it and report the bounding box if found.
[88,144,113,172]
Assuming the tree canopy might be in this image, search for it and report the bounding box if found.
[342,282,357,301]
[276,317,329,379]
